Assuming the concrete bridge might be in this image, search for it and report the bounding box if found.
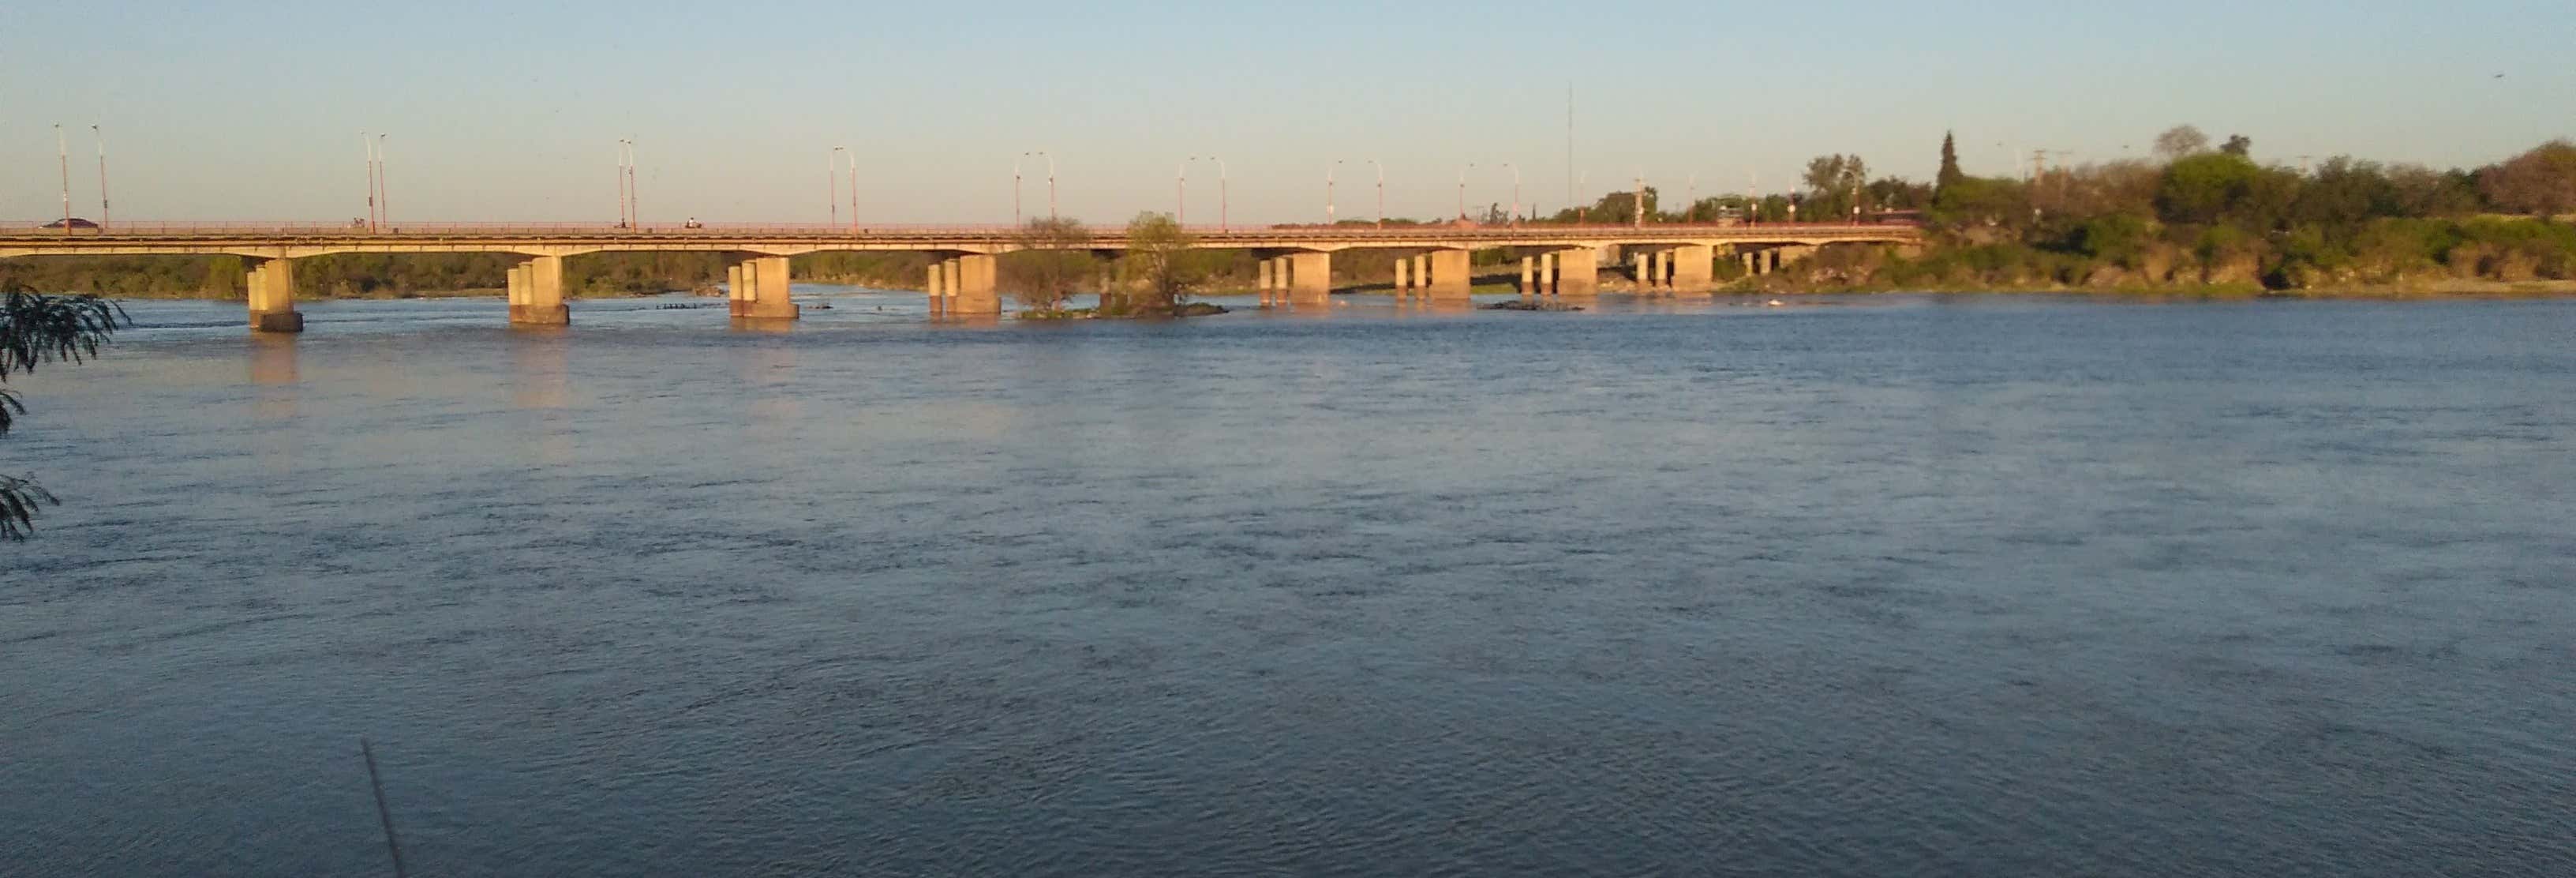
[0,222,1920,332]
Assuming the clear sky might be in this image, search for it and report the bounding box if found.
[3,0,2570,224]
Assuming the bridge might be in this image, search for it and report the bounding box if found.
[0,221,1921,332]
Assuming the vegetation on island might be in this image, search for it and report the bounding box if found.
[0,283,124,540]
[1535,128,2576,295]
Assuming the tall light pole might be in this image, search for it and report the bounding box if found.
[1327,159,1341,225]
[1500,162,1520,226]
[1028,150,1054,220]
[615,141,630,227]
[846,149,859,231]
[616,136,631,225]
[92,125,109,230]
[1175,159,1188,225]
[54,125,70,233]
[1011,154,1024,227]
[1686,172,1698,223]
[1369,159,1384,228]
[377,134,391,230]
[1457,162,1474,222]
[830,146,844,228]
[363,132,378,231]
[1633,169,1645,227]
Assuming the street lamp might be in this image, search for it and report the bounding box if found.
[1028,150,1054,220]
[846,149,859,232]
[92,125,109,230]
[376,133,391,229]
[54,125,69,234]
[1011,154,1024,226]
[1327,159,1342,225]
[1458,162,1474,222]
[1687,172,1699,223]
[1368,159,1384,228]
[614,141,629,227]
[1175,159,1188,225]
[1198,156,1227,231]
[831,146,844,227]
[1633,169,1645,227]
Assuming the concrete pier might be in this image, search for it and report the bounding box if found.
[1392,256,1410,301]
[730,255,799,320]
[1518,256,1535,298]
[1426,250,1470,301]
[1284,252,1331,306]
[1672,243,1713,291]
[509,255,571,325]
[1539,252,1557,296]
[925,263,946,317]
[1257,258,1276,307]
[1555,248,1600,298]
[948,254,999,315]
[245,258,304,332]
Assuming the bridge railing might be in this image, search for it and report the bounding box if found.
[3,220,1919,239]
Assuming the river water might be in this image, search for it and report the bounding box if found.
[3,290,2571,876]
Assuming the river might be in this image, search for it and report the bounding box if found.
[4,290,2571,876]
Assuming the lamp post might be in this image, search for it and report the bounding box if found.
[1028,150,1054,220]
[92,125,108,230]
[1327,159,1341,225]
[1204,156,1227,231]
[54,125,69,235]
[1175,159,1188,225]
[1686,172,1698,223]
[830,146,844,227]
[376,133,390,230]
[1633,170,1644,227]
[615,141,629,227]
[1011,154,1024,227]
[621,137,635,228]
[846,150,859,232]
[1368,159,1384,228]
[1457,162,1474,222]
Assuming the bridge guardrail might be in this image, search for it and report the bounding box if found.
[2,220,1919,240]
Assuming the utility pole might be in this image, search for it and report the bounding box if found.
[1035,151,1055,220]
[847,149,859,231]
[92,126,109,229]
[1012,154,1023,227]
[832,146,844,228]
[1175,160,1187,226]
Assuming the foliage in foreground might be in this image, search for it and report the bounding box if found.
[0,285,125,539]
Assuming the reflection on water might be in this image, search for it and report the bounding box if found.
[2,291,2574,876]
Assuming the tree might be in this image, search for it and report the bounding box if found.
[2220,134,2253,157]
[1118,212,1211,313]
[2156,152,2265,224]
[2478,140,2576,220]
[999,216,1097,311]
[1936,132,1966,195]
[1,284,125,540]
[2153,125,2209,159]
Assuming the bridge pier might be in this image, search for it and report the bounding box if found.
[728,256,799,321]
[1282,252,1331,306]
[1552,247,1599,298]
[1671,244,1714,292]
[1391,256,1410,301]
[1519,256,1534,298]
[925,263,946,317]
[1425,250,1470,301]
[508,256,571,325]
[1256,258,1276,306]
[1538,252,1557,297]
[244,258,304,332]
[940,255,998,315]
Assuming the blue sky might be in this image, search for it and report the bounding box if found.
[3,0,2570,223]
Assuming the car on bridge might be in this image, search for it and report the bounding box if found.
[39,218,99,231]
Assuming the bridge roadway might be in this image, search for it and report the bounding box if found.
[0,221,1921,332]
